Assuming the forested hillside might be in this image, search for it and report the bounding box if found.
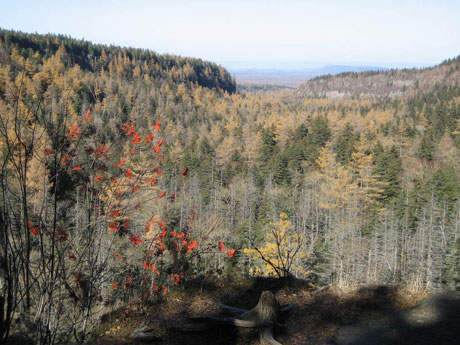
[1,29,460,344]
[298,56,460,98]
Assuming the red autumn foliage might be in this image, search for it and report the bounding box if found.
[153,139,163,153]
[72,166,82,171]
[218,241,226,252]
[125,168,132,177]
[157,191,166,199]
[121,120,135,136]
[129,234,143,245]
[226,249,236,258]
[144,134,154,143]
[153,120,161,132]
[85,109,93,122]
[62,154,70,166]
[108,222,120,233]
[44,148,54,155]
[145,217,155,232]
[111,282,118,289]
[132,133,141,145]
[151,265,160,275]
[117,159,126,167]
[67,125,81,140]
[186,240,197,252]
[95,144,110,159]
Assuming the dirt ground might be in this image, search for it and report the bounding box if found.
[89,277,433,345]
[336,291,460,345]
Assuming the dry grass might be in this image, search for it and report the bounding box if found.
[90,278,425,345]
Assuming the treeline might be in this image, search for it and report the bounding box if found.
[0,29,236,93]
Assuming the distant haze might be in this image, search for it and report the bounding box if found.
[230,65,391,87]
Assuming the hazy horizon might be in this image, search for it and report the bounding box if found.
[0,26,443,72]
[220,60,436,71]
[1,0,459,72]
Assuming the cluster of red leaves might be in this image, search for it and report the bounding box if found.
[153,139,163,153]
[153,120,161,132]
[94,144,109,159]
[67,125,81,140]
[143,261,160,275]
[218,240,236,258]
[170,273,184,286]
[108,221,120,233]
[144,134,154,143]
[44,148,54,156]
[129,234,143,245]
[28,221,40,236]
[132,133,141,145]
[121,120,135,136]
[28,221,68,242]
[85,109,93,122]
[46,226,68,242]
[62,154,71,166]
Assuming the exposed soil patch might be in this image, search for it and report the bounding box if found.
[89,279,425,345]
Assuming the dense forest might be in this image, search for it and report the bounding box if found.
[1,29,460,344]
[299,56,460,98]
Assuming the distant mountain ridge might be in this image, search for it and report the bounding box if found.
[230,65,388,87]
[298,55,460,99]
[228,65,387,87]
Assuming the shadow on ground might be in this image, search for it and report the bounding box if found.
[90,278,457,345]
[335,291,460,345]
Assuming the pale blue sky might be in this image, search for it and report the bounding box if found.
[1,0,459,69]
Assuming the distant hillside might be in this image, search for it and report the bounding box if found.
[230,65,387,87]
[0,29,236,93]
[298,56,460,98]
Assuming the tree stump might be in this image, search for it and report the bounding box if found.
[176,290,292,345]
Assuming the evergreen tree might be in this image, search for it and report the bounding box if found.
[373,144,403,201]
[417,129,436,161]
[333,123,357,165]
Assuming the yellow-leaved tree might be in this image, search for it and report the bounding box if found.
[244,212,307,278]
